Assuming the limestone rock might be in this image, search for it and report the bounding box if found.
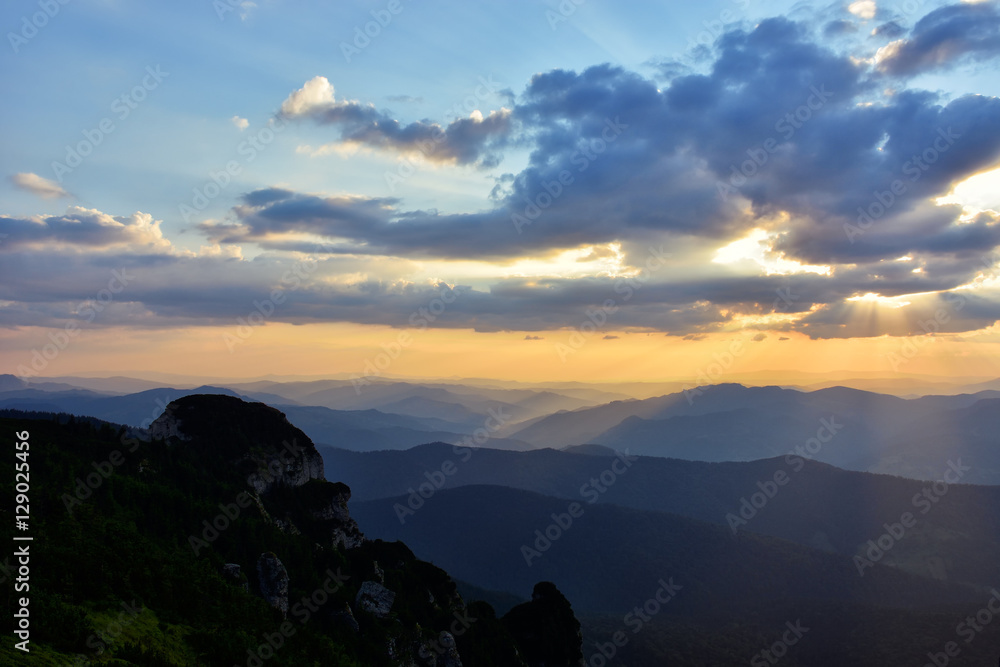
[356,580,396,618]
[149,410,186,441]
[257,552,289,618]
[419,631,463,667]
[330,600,360,633]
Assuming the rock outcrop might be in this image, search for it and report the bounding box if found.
[148,408,186,441]
[257,552,290,618]
[307,481,365,549]
[355,580,396,619]
[222,563,248,592]
[418,631,464,667]
[502,581,584,667]
[150,395,364,550]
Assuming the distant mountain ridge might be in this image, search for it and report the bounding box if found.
[326,442,1000,591]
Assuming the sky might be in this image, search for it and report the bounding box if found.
[2,0,1000,384]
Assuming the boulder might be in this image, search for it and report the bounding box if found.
[356,580,396,618]
[257,552,289,618]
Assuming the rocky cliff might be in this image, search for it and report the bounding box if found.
[150,394,364,550]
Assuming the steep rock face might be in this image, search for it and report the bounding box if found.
[502,582,583,667]
[356,580,396,618]
[437,632,463,667]
[245,436,324,494]
[150,395,364,549]
[150,394,323,490]
[419,631,463,667]
[149,409,187,441]
[307,481,365,549]
[257,552,290,618]
[331,600,360,633]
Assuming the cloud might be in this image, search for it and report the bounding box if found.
[279,76,511,166]
[603,334,619,339]
[0,207,171,252]
[524,334,544,340]
[4,206,1000,339]
[5,7,1000,341]
[872,21,905,38]
[848,0,877,20]
[386,95,424,104]
[224,19,1000,273]
[184,11,1000,339]
[10,172,70,200]
[751,332,768,341]
[231,115,249,131]
[875,3,1000,76]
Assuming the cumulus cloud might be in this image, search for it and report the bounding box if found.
[279,76,511,166]
[10,172,70,200]
[5,7,1000,340]
[0,207,171,252]
[848,0,877,20]
[875,2,1000,76]
[231,115,249,131]
[216,19,1000,273]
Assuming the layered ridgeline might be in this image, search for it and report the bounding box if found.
[0,395,582,666]
[336,444,1000,666]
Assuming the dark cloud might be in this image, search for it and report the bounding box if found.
[824,19,858,37]
[1,242,996,338]
[799,289,1000,338]
[645,57,693,81]
[872,21,905,39]
[0,208,169,251]
[280,76,511,167]
[4,7,1000,341]
[876,2,1000,77]
[233,18,1000,273]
